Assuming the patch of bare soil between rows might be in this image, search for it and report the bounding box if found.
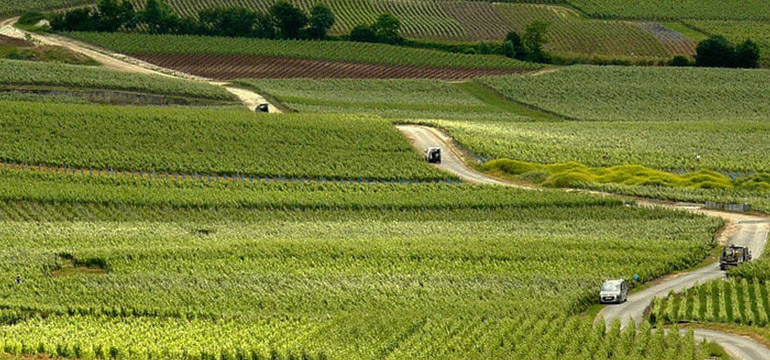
[128,53,529,80]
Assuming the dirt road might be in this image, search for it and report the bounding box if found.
[1,19,279,112]
[397,125,525,186]
[398,124,770,359]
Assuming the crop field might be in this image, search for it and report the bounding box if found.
[131,54,527,80]
[566,0,770,21]
[0,166,722,358]
[237,78,535,121]
[123,0,693,59]
[0,59,234,100]
[480,66,770,122]
[0,101,448,181]
[427,119,770,173]
[0,0,92,17]
[684,20,770,67]
[651,279,770,327]
[69,32,537,69]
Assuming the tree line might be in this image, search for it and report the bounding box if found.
[51,0,337,40]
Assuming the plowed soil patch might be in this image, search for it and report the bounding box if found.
[128,53,528,80]
[0,34,31,46]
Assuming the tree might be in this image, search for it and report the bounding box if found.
[95,0,135,32]
[50,8,98,31]
[139,0,177,34]
[734,39,760,68]
[668,55,691,67]
[501,31,525,60]
[522,20,549,62]
[270,1,307,39]
[199,7,259,37]
[695,35,734,68]
[254,13,277,39]
[372,13,402,44]
[349,24,376,43]
[306,3,335,39]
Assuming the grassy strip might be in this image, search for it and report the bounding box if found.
[0,59,233,100]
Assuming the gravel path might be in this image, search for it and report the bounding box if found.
[1,19,279,112]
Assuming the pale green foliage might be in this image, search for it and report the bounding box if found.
[480,66,770,122]
[0,101,447,181]
[237,78,527,121]
[651,279,770,328]
[567,0,770,20]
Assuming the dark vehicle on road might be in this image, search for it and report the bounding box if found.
[256,103,269,113]
[425,147,441,164]
[720,245,752,270]
[599,279,628,304]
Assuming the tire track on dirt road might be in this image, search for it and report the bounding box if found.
[0,19,280,112]
[399,124,770,359]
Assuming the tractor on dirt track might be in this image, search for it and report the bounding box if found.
[255,103,269,113]
[424,147,441,164]
[720,245,752,270]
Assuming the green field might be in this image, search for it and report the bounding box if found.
[684,20,770,67]
[566,0,770,21]
[0,101,448,181]
[248,75,770,211]
[122,0,692,59]
[68,32,538,70]
[236,79,537,121]
[0,59,234,100]
[0,0,91,17]
[480,66,770,122]
[651,278,770,327]
[0,166,721,359]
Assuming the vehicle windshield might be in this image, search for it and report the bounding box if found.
[601,282,619,292]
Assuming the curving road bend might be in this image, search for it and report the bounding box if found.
[0,19,280,112]
[398,125,770,359]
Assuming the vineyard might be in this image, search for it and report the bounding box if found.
[0,164,723,358]
[683,20,770,67]
[479,66,770,122]
[68,32,537,70]
[237,78,531,121]
[425,119,770,173]
[0,59,234,100]
[0,0,92,17]
[651,279,770,328]
[122,0,694,59]
[0,101,448,181]
[130,54,527,80]
[566,0,770,21]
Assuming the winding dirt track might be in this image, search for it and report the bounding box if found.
[0,19,279,113]
[399,125,770,360]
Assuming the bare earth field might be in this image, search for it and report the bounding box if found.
[129,53,530,80]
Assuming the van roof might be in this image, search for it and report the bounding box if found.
[603,279,624,285]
